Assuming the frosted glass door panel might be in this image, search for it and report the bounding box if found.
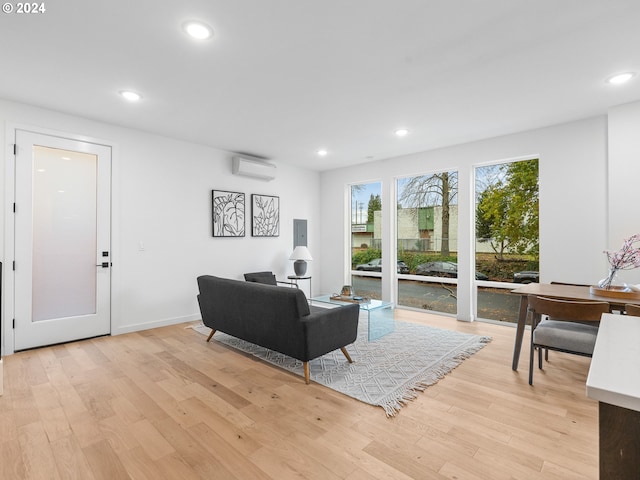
[32,146,97,321]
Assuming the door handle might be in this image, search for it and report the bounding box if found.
[96,262,110,268]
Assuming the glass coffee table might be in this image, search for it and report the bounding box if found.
[311,295,394,341]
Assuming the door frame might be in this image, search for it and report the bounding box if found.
[3,123,117,356]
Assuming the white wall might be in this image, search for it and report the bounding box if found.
[608,100,640,286]
[1,98,320,354]
[2,96,637,351]
[319,116,609,320]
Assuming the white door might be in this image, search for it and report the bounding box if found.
[13,130,111,350]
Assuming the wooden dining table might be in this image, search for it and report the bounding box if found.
[510,283,640,370]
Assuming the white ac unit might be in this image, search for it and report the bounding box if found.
[232,156,276,181]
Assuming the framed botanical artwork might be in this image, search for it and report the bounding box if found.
[212,190,245,237]
[251,194,280,237]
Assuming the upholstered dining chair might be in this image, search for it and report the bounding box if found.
[624,303,640,317]
[540,281,596,361]
[527,295,609,385]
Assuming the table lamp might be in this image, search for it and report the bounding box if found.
[290,246,313,276]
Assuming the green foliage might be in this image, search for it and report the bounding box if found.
[351,249,381,267]
[476,159,539,259]
[475,255,539,280]
[367,194,381,223]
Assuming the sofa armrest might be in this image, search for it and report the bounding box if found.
[301,304,360,360]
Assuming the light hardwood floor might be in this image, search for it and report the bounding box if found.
[0,310,598,479]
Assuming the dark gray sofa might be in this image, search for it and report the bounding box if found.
[196,275,360,383]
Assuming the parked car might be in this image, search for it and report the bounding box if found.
[513,271,539,284]
[355,258,410,274]
[415,261,489,280]
[355,258,383,271]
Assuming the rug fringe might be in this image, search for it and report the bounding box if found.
[379,336,491,417]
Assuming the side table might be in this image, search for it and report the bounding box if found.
[287,275,312,298]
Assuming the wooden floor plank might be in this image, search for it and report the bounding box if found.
[0,309,599,479]
[17,422,62,480]
[187,422,272,479]
[82,439,130,480]
[49,434,96,480]
[130,418,176,460]
[362,439,449,479]
[116,446,169,480]
[1,438,27,479]
[152,416,239,479]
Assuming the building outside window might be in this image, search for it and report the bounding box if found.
[396,170,459,315]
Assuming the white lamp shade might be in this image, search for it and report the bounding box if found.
[289,246,313,261]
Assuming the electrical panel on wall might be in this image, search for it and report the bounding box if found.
[293,219,307,247]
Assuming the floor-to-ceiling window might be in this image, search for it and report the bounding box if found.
[475,158,539,323]
[396,170,459,315]
[350,182,382,299]
[347,159,538,321]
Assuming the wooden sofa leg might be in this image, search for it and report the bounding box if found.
[340,347,353,363]
[206,329,216,342]
[304,362,310,384]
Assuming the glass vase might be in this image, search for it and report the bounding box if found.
[597,268,619,290]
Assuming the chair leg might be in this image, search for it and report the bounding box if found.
[340,347,353,363]
[545,348,549,361]
[303,362,310,384]
[206,329,216,342]
[538,345,543,369]
[529,341,535,385]
[529,312,536,385]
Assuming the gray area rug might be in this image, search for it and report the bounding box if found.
[192,320,491,416]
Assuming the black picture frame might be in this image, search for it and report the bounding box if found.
[212,190,245,237]
[251,194,280,237]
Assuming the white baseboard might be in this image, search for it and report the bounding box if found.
[0,359,4,396]
[111,314,201,336]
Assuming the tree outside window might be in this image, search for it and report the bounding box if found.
[475,158,539,322]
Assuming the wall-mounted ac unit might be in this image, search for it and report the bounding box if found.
[232,155,276,181]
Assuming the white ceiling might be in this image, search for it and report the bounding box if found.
[1,0,639,171]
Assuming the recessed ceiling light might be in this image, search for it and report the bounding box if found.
[317,149,328,156]
[395,128,409,137]
[120,90,142,102]
[606,72,635,85]
[182,21,213,40]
